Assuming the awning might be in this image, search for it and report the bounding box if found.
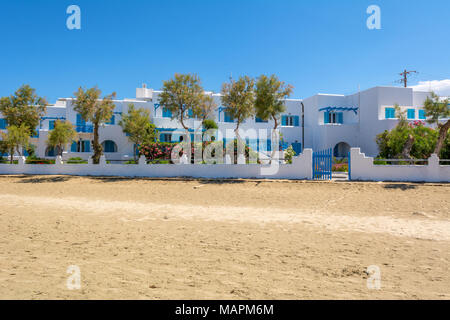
[319,106,359,115]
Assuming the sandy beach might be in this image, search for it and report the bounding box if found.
[0,175,449,299]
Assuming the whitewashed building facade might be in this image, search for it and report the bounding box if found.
[0,85,440,160]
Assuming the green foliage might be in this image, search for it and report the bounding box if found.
[67,157,88,164]
[423,92,450,124]
[202,119,218,131]
[1,124,30,163]
[284,145,296,164]
[255,74,293,128]
[159,73,205,131]
[423,92,450,155]
[47,120,76,156]
[221,76,255,131]
[73,87,116,164]
[25,155,55,165]
[119,104,158,160]
[0,85,47,136]
[376,121,438,159]
[441,131,450,159]
[195,94,217,122]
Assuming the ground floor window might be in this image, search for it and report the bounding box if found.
[71,140,91,153]
[160,133,172,142]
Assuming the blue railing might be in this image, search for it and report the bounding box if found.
[76,125,94,133]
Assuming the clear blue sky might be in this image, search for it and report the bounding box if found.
[0,0,449,102]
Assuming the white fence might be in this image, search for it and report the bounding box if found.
[350,148,450,182]
[0,149,313,180]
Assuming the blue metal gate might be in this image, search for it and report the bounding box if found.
[313,148,332,180]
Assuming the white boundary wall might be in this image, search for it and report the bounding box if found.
[0,149,313,180]
[350,148,450,182]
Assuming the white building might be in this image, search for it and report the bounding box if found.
[0,85,440,160]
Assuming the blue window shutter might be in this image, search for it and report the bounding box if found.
[49,121,55,130]
[109,115,115,125]
[407,109,415,120]
[281,116,286,126]
[71,141,77,152]
[84,140,90,152]
[324,112,329,124]
[419,110,426,120]
[76,114,85,126]
[294,116,300,127]
[385,108,395,119]
[337,112,343,124]
[0,118,7,129]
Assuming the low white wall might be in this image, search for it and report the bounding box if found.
[0,149,313,180]
[350,148,450,182]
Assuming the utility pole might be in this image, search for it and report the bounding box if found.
[399,69,417,87]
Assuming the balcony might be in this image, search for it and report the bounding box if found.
[76,125,94,133]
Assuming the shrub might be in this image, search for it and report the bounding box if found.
[25,156,55,164]
[67,157,88,164]
[376,121,438,159]
[332,163,348,172]
[284,145,296,164]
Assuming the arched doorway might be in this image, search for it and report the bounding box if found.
[101,140,118,153]
[333,142,351,158]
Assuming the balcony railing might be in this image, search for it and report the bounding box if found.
[76,125,94,133]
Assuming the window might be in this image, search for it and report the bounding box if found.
[49,120,55,130]
[255,117,268,123]
[419,110,426,120]
[76,114,86,126]
[0,118,7,129]
[102,140,118,153]
[224,112,234,123]
[162,107,172,118]
[407,109,415,120]
[71,140,91,153]
[282,115,300,126]
[385,108,396,119]
[323,112,343,124]
[106,115,115,125]
[160,133,172,143]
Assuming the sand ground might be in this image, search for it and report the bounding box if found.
[0,175,449,299]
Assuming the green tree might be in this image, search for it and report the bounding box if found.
[47,120,77,157]
[423,92,450,156]
[221,76,255,146]
[0,85,47,137]
[159,73,205,140]
[119,104,158,161]
[376,111,438,160]
[194,94,217,124]
[73,87,116,164]
[255,74,293,160]
[202,119,218,131]
[255,74,293,131]
[0,124,30,163]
